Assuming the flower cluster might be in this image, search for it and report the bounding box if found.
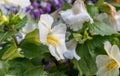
[1,0,120,76]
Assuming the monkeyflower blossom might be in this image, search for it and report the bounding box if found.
[60,0,93,31]
[38,14,67,60]
[96,41,120,76]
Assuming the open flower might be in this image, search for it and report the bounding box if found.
[96,3,120,31]
[96,41,120,76]
[64,39,80,60]
[60,0,93,31]
[0,0,31,8]
[38,14,67,61]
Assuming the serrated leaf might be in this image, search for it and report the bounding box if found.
[89,20,117,36]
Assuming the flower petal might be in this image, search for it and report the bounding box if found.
[21,21,37,34]
[48,44,60,60]
[97,66,119,76]
[48,44,66,61]
[104,41,112,56]
[64,39,80,60]
[38,14,53,44]
[96,55,112,69]
[5,0,31,8]
[111,45,120,66]
[52,23,66,40]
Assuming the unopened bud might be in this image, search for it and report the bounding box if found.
[0,15,9,25]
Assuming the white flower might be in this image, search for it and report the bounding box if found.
[0,0,31,8]
[38,14,67,61]
[96,3,120,31]
[96,41,120,76]
[60,0,93,31]
[64,39,80,60]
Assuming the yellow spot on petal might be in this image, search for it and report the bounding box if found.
[106,60,118,70]
[47,35,59,45]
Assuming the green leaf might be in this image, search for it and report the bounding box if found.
[62,2,71,10]
[48,72,67,76]
[14,16,28,29]
[20,41,48,58]
[73,43,97,76]
[0,61,8,76]
[72,35,115,76]
[87,4,99,18]
[95,0,104,6]
[0,31,15,42]
[23,66,47,76]
[20,29,49,58]
[1,42,24,60]
[89,20,117,36]
[7,58,34,76]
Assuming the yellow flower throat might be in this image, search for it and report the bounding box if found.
[47,35,59,45]
[106,60,118,70]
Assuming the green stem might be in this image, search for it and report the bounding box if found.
[12,35,18,46]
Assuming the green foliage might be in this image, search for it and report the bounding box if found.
[23,66,47,76]
[0,31,16,42]
[14,16,28,29]
[62,2,71,10]
[73,35,114,76]
[88,20,117,36]
[0,61,8,76]
[20,29,49,58]
[87,4,99,18]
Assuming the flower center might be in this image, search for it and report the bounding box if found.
[47,35,59,45]
[106,60,118,70]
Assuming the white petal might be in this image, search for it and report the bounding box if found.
[21,21,37,34]
[38,14,53,44]
[96,55,112,69]
[52,23,66,40]
[40,14,53,29]
[104,41,112,56]
[97,66,119,76]
[64,39,80,60]
[48,44,66,61]
[48,45,60,60]
[56,44,66,60]
[52,23,67,59]
[111,45,120,66]
[5,0,31,8]
[96,55,119,76]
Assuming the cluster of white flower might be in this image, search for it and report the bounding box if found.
[1,0,120,76]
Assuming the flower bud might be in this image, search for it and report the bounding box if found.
[0,15,9,25]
